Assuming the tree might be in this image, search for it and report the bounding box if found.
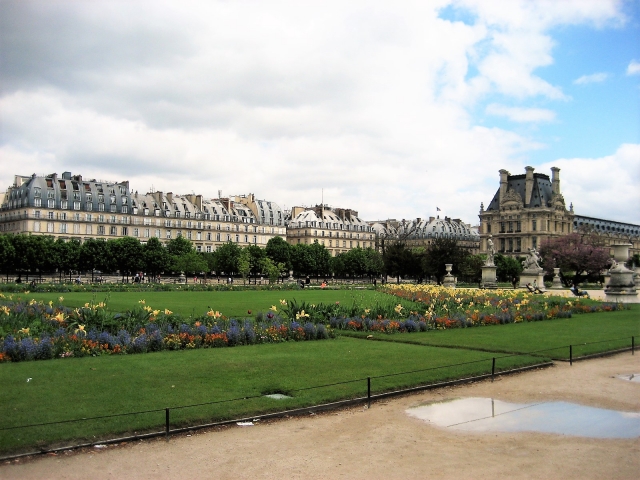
[290,243,315,277]
[260,257,286,284]
[421,239,468,283]
[494,254,522,282]
[172,251,208,279]
[79,238,109,281]
[237,248,251,284]
[54,238,82,282]
[0,235,16,281]
[214,241,241,276]
[309,241,331,278]
[383,243,417,282]
[539,233,611,285]
[364,247,384,279]
[265,236,291,271]
[108,237,143,281]
[458,254,485,284]
[142,237,170,279]
[10,234,43,281]
[245,245,266,283]
[166,236,194,257]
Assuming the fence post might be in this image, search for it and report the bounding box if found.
[491,357,496,382]
[569,345,573,366]
[367,377,371,409]
[165,408,170,440]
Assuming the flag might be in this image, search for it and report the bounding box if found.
[436,207,441,211]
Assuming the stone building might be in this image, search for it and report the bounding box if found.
[0,172,286,251]
[370,216,480,254]
[572,215,640,257]
[479,167,573,256]
[285,205,376,256]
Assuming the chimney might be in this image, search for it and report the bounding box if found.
[166,192,173,204]
[551,167,560,195]
[195,194,202,211]
[525,166,534,206]
[499,169,509,203]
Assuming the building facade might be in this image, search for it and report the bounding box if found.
[370,216,480,254]
[0,172,286,251]
[285,205,376,256]
[573,215,640,257]
[479,167,574,256]
[479,167,640,258]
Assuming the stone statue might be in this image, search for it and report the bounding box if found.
[485,235,495,267]
[522,247,542,271]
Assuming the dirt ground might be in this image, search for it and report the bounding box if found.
[1,353,638,480]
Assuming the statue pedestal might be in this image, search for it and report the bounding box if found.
[550,267,563,289]
[481,265,497,289]
[519,269,545,291]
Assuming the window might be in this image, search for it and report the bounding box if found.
[144,228,150,238]
[532,220,537,231]
[34,198,42,207]
[86,225,93,235]
[166,230,172,239]
[110,205,117,213]
[206,245,212,253]
[532,236,537,249]
[500,238,505,252]
[98,203,105,212]
[97,225,105,235]
[155,229,161,238]
[122,206,128,213]
[216,233,221,241]
[110,226,117,235]
[73,224,80,234]
[34,222,41,232]
[34,210,41,219]
[86,202,93,211]
[122,227,128,236]
[48,199,55,208]
[74,201,80,210]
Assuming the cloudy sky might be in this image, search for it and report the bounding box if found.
[1,0,639,225]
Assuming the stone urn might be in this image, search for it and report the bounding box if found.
[550,268,563,289]
[442,264,456,288]
[604,244,637,301]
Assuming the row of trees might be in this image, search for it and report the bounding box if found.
[0,231,619,285]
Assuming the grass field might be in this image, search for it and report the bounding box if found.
[0,337,542,454]
[19,289,421,319]
[341,305,640,359]
[0,290,637,455]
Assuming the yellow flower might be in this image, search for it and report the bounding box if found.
[270,305,278,312]
[97,302,105,308]
[152,310,160,316]
[48,301,53,307]
[19,327,30,335]
[144,306,152,312]
[53,312,65,323]
[279,299,287,305]
[28,299,36,306]
[58,296,64,303]
[75,325,85,335]
[164,309,173,315]
[84,302,90,308]
[1,306,10,315]
[295,310,310,320]
[138,299,146,304]
[394,304,403,314]
[207,310,222,318]
[364,309,370,314]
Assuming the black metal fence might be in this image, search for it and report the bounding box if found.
[0,335,634,461]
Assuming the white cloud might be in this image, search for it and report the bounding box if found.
[0,0,631,226]
[573,72,609,85]
[486,104,556,123]
[627,60,640,75]
[541,144,640,224]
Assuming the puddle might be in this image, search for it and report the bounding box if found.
[616,374,640,383]
[406,398,640,438]
[264,393,292,399]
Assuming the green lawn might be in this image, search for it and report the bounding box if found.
[0,337,540,454]
[342,305,640,359]
[18,289,417,318]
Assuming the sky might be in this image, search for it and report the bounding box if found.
[1,0,639,226]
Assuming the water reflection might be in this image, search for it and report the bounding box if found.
[617,373,640,383]
[406,398,640,438]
